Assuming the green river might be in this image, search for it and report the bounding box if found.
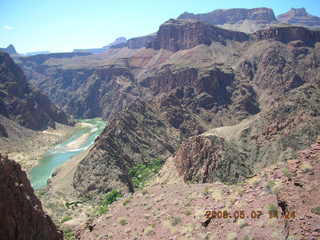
[29,118,106,190]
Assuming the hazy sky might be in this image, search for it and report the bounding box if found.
[1,0,319,53]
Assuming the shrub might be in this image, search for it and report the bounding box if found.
[311,206,320,215]
[118,218,128,225]
[96,189,122,216]
[64,229,76,240]
[170,216,181,226]
[61,215,72,223]
[129,159,164,189]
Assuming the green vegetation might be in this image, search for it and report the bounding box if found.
[118,217,128,225]
[170,216,182,226]
[96,189,123,216]
[63,229,76,240]
[129,158,164,189]
[265,180,276,192]
[61,215,72,223]
[311,206,320,215]
[267,203,278,216]
[282,168,292,178]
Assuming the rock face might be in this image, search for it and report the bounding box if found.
[173,135,252,183]
[149,19,249,51]
[127,34,156,49]
[253,26,320,46]
[278,8,320,26]
[0,52,71,131]
[178,8,277,25]
[0,44,17,55]
[0,155,63,240]
[73,99,180,195]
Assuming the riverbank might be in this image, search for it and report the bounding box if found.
[0,122,78,172]
[29,118,106,190]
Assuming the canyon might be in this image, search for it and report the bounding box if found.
[1,6,320,240]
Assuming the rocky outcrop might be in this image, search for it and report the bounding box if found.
[0,44,17,55]
[178,8,277,25]
[278,8,320,26]
[173,135,252,183]
[252,26,320,46]
[149,19,249,51]
[73,99,180,195]
[127,34,156,49]
[0,52,71,131]
[0,155,63,240]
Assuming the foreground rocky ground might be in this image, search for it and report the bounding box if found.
[76,139,320,240]
[0,155,63,240]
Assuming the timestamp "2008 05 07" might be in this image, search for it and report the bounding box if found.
[204,210,296,219]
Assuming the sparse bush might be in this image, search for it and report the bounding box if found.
[118,218,128,225]
[170,216,181,226]
[203,186,210,197]
[267,203,278,217]
[311,206,320,215]
[61,215,72,223]
[183,210,192,216]
[300,162,313,173]
[64,229,76,240]
[123,197,132,206]
[96,189,122,216]
[265,180,276,192]
[282,168,292,178]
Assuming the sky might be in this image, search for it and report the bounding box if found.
[1,0,319,53]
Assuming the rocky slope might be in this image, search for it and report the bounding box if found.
[73,99,180,195]
[174,84,320,185]
[0,155,63,240]
[77,138,320,240]
[0,52,71,132]
[278,8,320,27]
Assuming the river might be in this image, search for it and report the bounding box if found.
[29,118,106,190]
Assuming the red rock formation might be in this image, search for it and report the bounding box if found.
[173,135,252,183]
[149,19,249,52]
[0,155,63,240]
[252,26,320,46]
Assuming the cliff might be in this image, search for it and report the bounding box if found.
[252,26,320,46]
[127,34,156,49]
[178,7,277,25]
[0,155,63,240]
[0,52,71,131]
[278,8,320,27]
[149,19,249,51]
